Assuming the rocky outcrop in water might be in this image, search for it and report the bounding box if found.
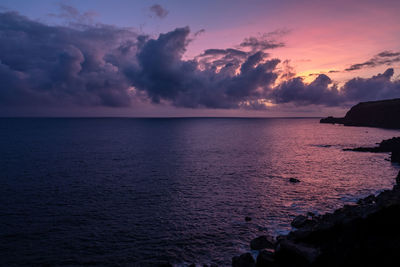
[319,116,344,124]
[233,171,400,267]
[289,178,300,183]
[250,236,274,250]
[320,98,400,129]
[343,137,400,163]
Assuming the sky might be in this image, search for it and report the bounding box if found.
[0,0,399,117]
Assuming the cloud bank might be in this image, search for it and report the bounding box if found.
[1,11,400,113]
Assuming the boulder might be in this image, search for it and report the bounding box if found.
[391,150,400,163]
[245,216,252,222]
[276,239,320,265]
[256,250,276,267]
[357,194,376,205]
[232,253,255,267]
[291,215,308,228]
[250,235,275,250]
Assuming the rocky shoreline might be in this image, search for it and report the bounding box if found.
[230,134,400,267]
[232,170,400,267]
[231,136,400,267]
[232,98,400,266]
[232,133,400,267]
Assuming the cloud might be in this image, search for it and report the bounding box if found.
[271,74,342,106]
[1,10,399,114]
[340,68,400,102]
[194,29,205,36]
[269,68,400,106]
[150,4,169,18]
[48,4,98,25]
[0,11,138,107]
[263,28,291,38]
[240,36,284,52]
[345,50,400,71]
[125,27,280,109]
[0,11,281,110]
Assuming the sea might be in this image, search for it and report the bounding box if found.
[0,118,399,266]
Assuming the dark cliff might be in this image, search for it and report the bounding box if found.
[320,98,400,129]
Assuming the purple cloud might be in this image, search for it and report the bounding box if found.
[270,68,400,106]
[345,50,400,71]
[149,4,168,18]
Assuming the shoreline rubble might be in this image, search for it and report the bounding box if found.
[233,171,400,267]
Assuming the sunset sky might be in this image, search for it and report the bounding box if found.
[0,0,399,116]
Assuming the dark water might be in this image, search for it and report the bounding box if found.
[0,118,399,266]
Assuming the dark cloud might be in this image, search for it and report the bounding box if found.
[377,51,400,57]
[0,12,281,110]
[263,28,291,38]
[194,29,205,36]
[0,11,138,107]
[200,48,248,57]
[271,74,341,106]
[345,50,400,71]
[270,68,400,106]
[196,48,249,71]
[340,68,400,102]
[150,4,168,18]
[126,27,280,109]
[240,36,284,51]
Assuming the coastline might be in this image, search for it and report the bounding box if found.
[233,170,400,266]
[233,98,400,266]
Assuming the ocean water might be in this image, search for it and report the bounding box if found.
[0,118,399,266]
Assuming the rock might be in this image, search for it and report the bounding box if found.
[357,194,376,205]
[307,212,315,217]
[256,250,276,267]
[250,235,275,250]
[289,178,300,183]
[396,171,400,185]
[343,147,381,152]
[245,216,252,222]
[291,215,308,228]
[320,116,344,124]
[391,150,400,163]
[232,253,255,267]
[343,137,400,162]
[276,239,320,264]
